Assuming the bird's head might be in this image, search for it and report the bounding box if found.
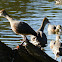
[43,17,50,24]
[0,9,8,17]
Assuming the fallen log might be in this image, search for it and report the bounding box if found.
[18,45,42,62]
[23,36,58,62]
[0,41,41,62]
[0,40,58,62]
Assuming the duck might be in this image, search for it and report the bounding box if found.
[48,24,56,34]
[56,25,61,33]
[0,9,38,42]
[50,35,61,50]
[50,40,55,50]
[31,17,50,50]
[54,0,60,5]
[48,24,61,34]
[50,35,62,60]
[54,0,62,5]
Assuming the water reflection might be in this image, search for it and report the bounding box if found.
[0,0,62,61]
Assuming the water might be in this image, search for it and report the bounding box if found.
[0,0,62,61]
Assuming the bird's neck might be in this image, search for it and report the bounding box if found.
[38,20,47,32]
[4,14,14,23]
[6,15,13,22]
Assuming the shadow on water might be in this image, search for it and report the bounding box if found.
[0,0,62,61]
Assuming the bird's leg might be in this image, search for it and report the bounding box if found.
[20,41,25,46]
[20,35,26,46]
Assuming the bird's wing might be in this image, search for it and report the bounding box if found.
[17,22,37,36]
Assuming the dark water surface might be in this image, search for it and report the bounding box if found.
[0,0,62,61]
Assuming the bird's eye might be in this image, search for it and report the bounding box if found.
[33,37,35,39]
[32,37,36,41]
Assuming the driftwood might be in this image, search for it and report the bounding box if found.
[0,41,58,62]
[18,45,42,62]
[23,36,58,62]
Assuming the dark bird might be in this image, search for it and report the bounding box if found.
[31,17,50,49]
